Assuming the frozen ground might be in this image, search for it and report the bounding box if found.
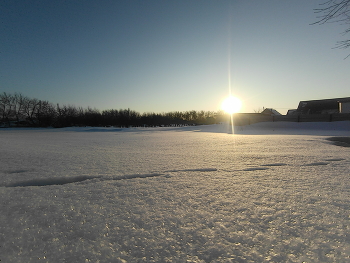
[1,121,350,262]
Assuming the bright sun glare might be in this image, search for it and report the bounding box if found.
[221,96,242,114]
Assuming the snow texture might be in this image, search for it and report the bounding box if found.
[1,121,350,262]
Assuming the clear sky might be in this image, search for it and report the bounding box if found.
[1,0,349,114]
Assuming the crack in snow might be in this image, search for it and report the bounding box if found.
[2,173,169,187]
[165,168,217,172]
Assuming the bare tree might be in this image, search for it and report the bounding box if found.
[35,100,56,126]
[0,92,16,125]
[254,107,265,113]
[314,0,350,55]
[13,93,26,122]
[22,97,40,125]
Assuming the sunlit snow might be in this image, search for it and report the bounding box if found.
[1,121,350,262]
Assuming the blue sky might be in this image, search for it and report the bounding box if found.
[1,0,349,114]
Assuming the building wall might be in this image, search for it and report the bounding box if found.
[340,102,350,113]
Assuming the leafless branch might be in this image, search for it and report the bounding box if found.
[312,0,350,57]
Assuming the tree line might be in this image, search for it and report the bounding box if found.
[0,92,226,128]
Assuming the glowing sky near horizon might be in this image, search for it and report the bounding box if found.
[1,0,350,114]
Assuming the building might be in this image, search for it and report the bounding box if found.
[286,109,297,115]
[295,97,350,114]
[261,108,281,116]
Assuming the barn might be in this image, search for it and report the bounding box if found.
[295,97,350,114]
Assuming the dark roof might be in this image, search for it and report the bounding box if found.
[296,97,350,114]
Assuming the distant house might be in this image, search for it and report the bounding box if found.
[261,108,281,116]
[295,97,350,114]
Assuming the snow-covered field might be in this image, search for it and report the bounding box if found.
[1,122,350,262]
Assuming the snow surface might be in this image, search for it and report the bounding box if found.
[1,121,350,262]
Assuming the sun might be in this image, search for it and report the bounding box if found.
[221,96,242,114]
